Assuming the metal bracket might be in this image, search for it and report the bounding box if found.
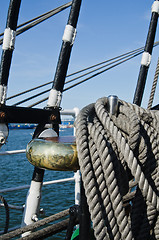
[107,95,118,116]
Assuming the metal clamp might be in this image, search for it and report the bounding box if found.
[107,95,118,116]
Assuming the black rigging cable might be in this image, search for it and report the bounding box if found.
[0,2,72,38]
[27,50,144,108]
[0,2,72,45]
[66,40,158,77]
[6,41,159,102]
[6,45,148,101]
[7,41,159,102]
[66,46,145,78]
[7,48,141,102]
[12,89,50,106]
[12,49,144,106]
[7,81,52,101]
[63,51,142,92]
[65,48,144,85]
[6,41,159,107]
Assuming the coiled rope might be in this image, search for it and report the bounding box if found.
[75,97,159,240]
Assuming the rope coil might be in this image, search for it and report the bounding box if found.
[75,97,159,240]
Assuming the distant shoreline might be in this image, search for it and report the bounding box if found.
[8,121,74,129]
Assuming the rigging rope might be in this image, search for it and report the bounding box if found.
[63,51,142,92]
[1,209,69,239]
[26,50,144,108]
[6,81,52,101]
[5,41,159,107]
[6,47,144,102]
[65,48,144,85]
[75,96,159,240]
[11,49,143,106]
[6,44,146,102]
[6,42,159,107]
[65,47,145,78]
[0,1,72,38]
[147,57,159,109]
[0,2,72,45]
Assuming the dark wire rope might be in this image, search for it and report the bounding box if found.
[0,2,72,37]
[12,88,51,106]
[7,81,52,100]
[63,51,142,92]
[0,2,72,45]
[13,49,144,106]
[65,40,159,78]
[65,48,144,85]
[28,97,48,108]
[8,42,159,106]
[0,4,68,37]
[66,47,145,78]
[6,47,147,101]
[27,51,143,108]
[7,42,159,101]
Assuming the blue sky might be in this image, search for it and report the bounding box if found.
[0,0,159,110]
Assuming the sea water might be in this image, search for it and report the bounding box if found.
[0,127,75,239]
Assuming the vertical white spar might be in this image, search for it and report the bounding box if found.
[21,0,82,236]
[0,0,21,148]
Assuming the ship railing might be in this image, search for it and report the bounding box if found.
[0,170,80,234]
[0,149,26,155]
[0,172,80,209]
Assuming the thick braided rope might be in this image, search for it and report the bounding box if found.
[88,119,122,239]
[75,97,159,239]
[125,103,159,239]
[88,135,121,240]
[75,103,133,239]
[147,57,159,110]
[75,104,110,239]
[95,98,159,210]
[88,119,133,239]
[120,99,159,237]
